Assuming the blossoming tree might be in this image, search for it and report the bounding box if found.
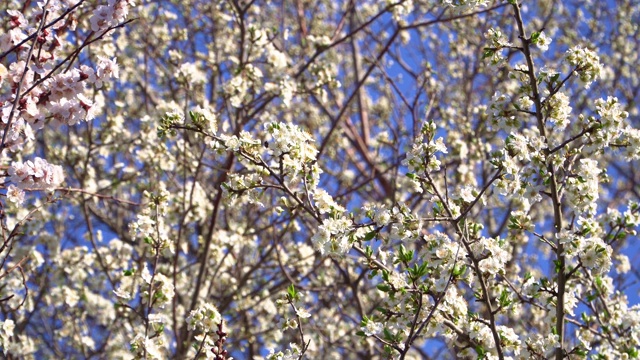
[1,0,640,359]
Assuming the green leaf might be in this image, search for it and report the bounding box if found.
[453,265,466,277]
[553,259,562,273]
[368,269,378,279]
[397,244,414,264]
[476,345,487,359]
[573,346,588,356]
[363,231,376,241]
[595,276,603,288]
[499,288,511,307]
[383,328,393,341]
[398,244,407,258]
[530,31,541,43]
[364,245,373,257]
[287,284,297,299]
[482,48,496,60]
[383,345,392,355]
[625,347,639,357]
[581,312,590,323]
[415,263,426,277]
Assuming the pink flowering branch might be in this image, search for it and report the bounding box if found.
[0,0,51,153]
[19,18,135,98]
[0,0,87,61]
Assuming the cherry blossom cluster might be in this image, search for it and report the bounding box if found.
[443,0,488,12]
[129,333,165,360]
[544,91,572,131]
[216,122,329,210]
[312,188,346,215]
[494,129,545,211]
[1,0,131,217]
[310,216,354,256]
[266,343,302,360]
[1,57,119,130]
[582,96,630,152]
[484,27,511,65]
[225,64,263,108]
[362,202,423,242]
[0,319,15,357]
[264,122,318,170]
[89,0,135,32]
[565,158,602,215]
[403,121,448,176]
[488,91,521,131]
[566,45,603,88]
[128,188,172,253]
[222,172,265,206]
[1,3,121,134]
[140,264,174,307]
[8,157,63,191]
[187,303,223,333]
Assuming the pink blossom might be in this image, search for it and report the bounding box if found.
[6,185,25,205]
[97,57,119,80]
[7,10,27,29]
[90,5,115,32]
[47,71,84,101]
[9,157,64,191]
